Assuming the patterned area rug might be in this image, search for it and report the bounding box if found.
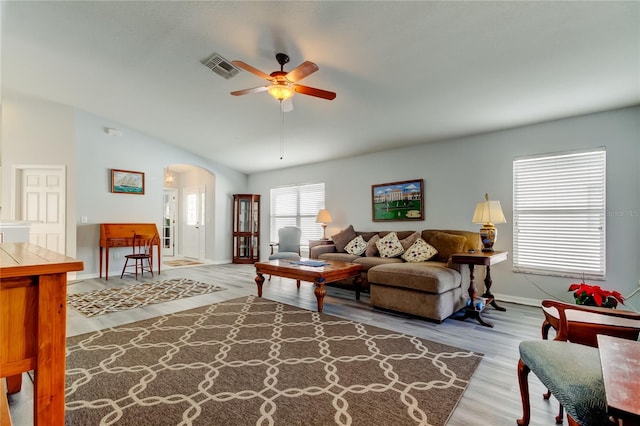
[67,278,226,317]
[164,258,204,267]
[65,296,483,425]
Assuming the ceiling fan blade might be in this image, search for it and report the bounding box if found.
[294,85,336,100]
[281,98,294,112]
[231,86,268,96]
[231,61,272,81]
[285,61,319,83]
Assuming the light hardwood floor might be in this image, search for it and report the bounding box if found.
[7,263,560,425]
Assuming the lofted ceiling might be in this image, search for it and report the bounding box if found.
[2,1,638,174]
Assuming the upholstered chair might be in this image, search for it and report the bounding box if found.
[269,226,302,261]
[517,300,640,426]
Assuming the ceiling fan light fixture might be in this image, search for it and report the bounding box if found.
[267,83,294,101]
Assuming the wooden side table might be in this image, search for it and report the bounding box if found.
[451,251,508,327]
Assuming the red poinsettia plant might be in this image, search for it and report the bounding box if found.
[568,282,625,308]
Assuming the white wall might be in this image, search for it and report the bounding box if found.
[248,107,640,308]
[1,93,248,277]
[1,93,78,257]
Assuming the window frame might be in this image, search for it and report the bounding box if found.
[512,147,606,279]
[270,183,326,250]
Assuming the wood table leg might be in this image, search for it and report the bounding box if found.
[481,264,507,311]
[456,263,494,327]
[353,275,363,300]
[314,279,326,313]
[467,264,477,299]
[456,307,494,327]
[35,273,68,425]
[255,272,265,297]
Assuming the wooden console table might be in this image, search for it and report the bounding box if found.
[0,243,83,425]
[99,223,160,280]
[451,250,508,327]
[597,335,640,424]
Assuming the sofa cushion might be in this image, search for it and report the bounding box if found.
[358,231,378,242]
[376,232,405,258]
[401,238,438,262]
[422,230,482,253]
[353,256,404,271]
[428,232,467,262]
[365,235,380,257]
[400,232,420,250]
[331,225,357,252]
[318,252,361,263]
[368,262,460,294]
[344,235,367,255]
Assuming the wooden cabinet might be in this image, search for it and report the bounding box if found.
[232,194,260,263]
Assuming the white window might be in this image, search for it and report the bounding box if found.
[270,183,325,249]
[513,147,606,279]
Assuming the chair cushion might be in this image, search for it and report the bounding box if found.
[268,252,301,260]
[519,340,608,426]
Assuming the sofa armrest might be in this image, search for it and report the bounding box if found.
[310,244,337,259]
[449,263,472,296]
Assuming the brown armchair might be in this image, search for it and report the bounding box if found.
[517,300,640,426]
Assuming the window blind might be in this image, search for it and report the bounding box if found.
[513,147,606,278]
[270,183,325,247]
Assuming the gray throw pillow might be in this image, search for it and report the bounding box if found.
[400,232,420,250]
[365,234,380,257]
[331,225,357,252]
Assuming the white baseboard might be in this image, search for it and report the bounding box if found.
[493,293,541,307]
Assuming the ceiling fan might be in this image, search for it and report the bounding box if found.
[231,53,336,111]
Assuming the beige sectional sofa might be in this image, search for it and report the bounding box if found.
[310,226,482,323]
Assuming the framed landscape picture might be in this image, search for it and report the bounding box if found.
[111,169,145,194]
[372,179,424,221]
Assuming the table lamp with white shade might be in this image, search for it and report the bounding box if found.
[315,209,333,240]
[472,193,506,252]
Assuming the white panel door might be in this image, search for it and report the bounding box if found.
[181,185,205,259]
[20,167,66,254]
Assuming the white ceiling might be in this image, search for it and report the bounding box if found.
[2,1,638,174]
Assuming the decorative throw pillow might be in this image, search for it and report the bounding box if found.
[344,235,367,255]
[331,225,357,252]
[375,231,405,258]
[400,232,420,250]
[429,231,467,262]
[365,234,380,257]
[401,238,439,262]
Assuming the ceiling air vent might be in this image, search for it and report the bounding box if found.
[202,53,240,79]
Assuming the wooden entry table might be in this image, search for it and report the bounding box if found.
[255,259,363,313]
[0,243,83,425]
[451,250,508,327]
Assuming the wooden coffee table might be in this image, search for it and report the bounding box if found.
[254,259,363,313]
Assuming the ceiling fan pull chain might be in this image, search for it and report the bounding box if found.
[280,106,285,160]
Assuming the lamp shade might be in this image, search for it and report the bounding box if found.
[267,84,294,101]
[315,209,333,224]
[472,196,506,225]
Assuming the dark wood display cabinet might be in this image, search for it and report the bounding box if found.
[232,194,260,263]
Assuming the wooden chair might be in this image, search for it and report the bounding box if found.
[120,233,157,280]
[517,300,640,426]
